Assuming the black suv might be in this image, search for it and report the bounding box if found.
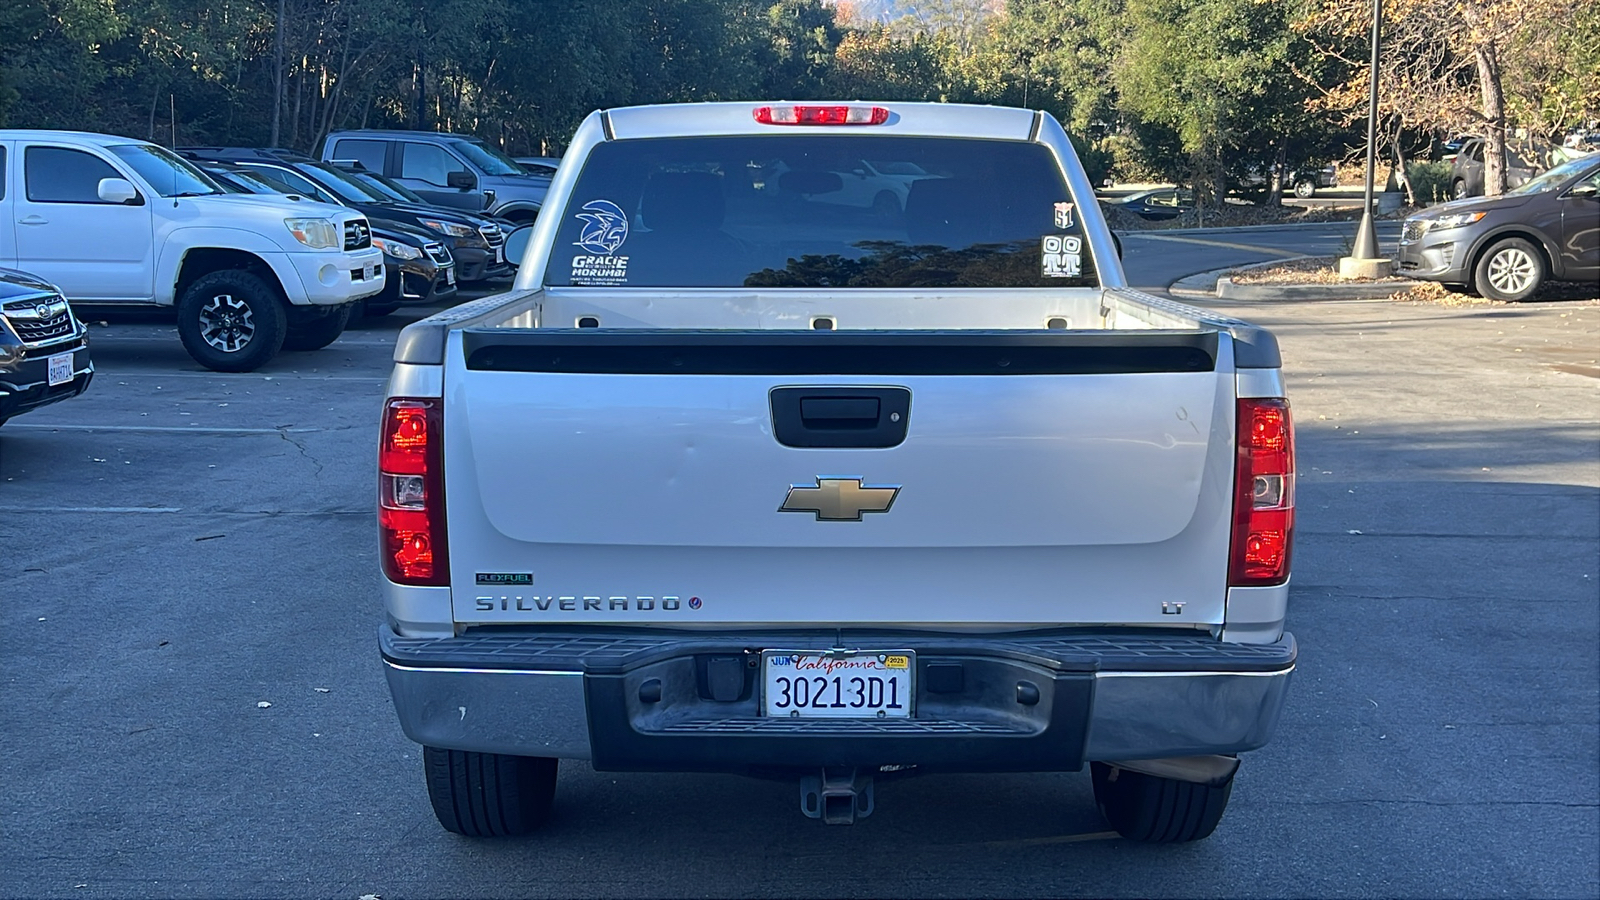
[0,268,92,426]
[1399,155,1600,300]
[178,148,514,283]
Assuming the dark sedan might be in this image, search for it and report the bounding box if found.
[1398,155,1600,300]
[1105,188,1195,220]
[0,268,92,426]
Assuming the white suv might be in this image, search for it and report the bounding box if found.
[0,131,385,371]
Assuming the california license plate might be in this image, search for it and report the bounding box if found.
[762,650,914,718]
[47,352,73,386]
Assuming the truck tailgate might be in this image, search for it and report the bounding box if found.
[443,330,1239,626]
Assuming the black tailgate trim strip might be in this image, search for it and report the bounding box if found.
[461,330,1217,375]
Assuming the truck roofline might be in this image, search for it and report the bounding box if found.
[603,101,1039,141]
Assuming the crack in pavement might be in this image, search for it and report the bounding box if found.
[276,427,325,481]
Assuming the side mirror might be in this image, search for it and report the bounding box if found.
[504,224,535,267]
[1569,184,1599,198]
[98,177,141,205]
[447,170,477,190]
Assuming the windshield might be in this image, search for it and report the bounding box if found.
[1506,156,1600,195]
[299,162,392,203]
[350,171,424,203]
[547,135,1095,289]
[108,145,223,198]
[450,140,525,176]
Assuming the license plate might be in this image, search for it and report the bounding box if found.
[445,267,456,286]
[369,264,381,280]
[762,650,914,718]
[495,246,505,264]
[47,352,73,386]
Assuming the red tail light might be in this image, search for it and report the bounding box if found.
[379,398,448,586]
[1229,398,1294,586]
[754,105,890,126]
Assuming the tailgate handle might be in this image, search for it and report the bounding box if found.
[771,387,910,449]
[800,397,878,427]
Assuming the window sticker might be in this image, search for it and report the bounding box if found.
[571,199,630,284]
[1041,235,1082,278]
[1053,202,1075,229]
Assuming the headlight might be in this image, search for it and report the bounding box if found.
[372,237,423,260]
[284,218,340,249]
[1423,211,1487,232]
[419,219,477,238]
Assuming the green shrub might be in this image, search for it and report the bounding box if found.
[1405,161,1455,206]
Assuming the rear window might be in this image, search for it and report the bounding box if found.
[546,136,1096,289]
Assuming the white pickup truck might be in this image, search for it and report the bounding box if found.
[377,102,1297,842]
[0,131,385,371]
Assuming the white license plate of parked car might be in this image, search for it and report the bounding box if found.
[47,352,73,386]
[446,267,456,285]
[762,650,914,718]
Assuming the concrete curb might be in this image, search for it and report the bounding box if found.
[1168,257,1422,302]
[1216,276,1421,301]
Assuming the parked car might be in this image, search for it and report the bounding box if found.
[1237,163,1338,199]
[1105,187,1195,220]
[1449,137,1539,199]
[321,129,548,224]
[0,268,92,426]
[513,156,561,178]
[197,161,457,317]
[179,148,512,284]
[0,131,383,372]
[1398,154,1600,300]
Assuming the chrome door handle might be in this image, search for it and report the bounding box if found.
[19,215,48,225]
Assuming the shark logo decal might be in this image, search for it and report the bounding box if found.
[573,199,630,254]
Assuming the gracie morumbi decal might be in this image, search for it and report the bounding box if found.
[1041,234,1083,278]
[571,199,630,284]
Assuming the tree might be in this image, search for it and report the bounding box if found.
[1299,0,1585,196]
[1114,0,1324,205]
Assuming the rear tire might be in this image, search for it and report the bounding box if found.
[1293,180,1316,199]
[1091,761,1234,843]
[1451,179,1468,200]
[1473,237,1545,302]
[423,747,558,837]
[281,304,352,351]
[176,270,287,373]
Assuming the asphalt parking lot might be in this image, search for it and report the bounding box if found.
[2,280,1597,898]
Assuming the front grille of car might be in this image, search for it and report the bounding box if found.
[2,296,76,346]
[1401,220,1427,243]
[344,219,372,251]
[479,224,504,249]
[424,243,451,265]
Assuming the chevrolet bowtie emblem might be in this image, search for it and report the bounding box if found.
[779,477,900,521]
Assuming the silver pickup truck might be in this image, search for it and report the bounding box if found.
[377,102,1297,842]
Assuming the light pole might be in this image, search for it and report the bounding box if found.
[1352,0,1383,260]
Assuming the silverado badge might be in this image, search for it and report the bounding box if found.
[779,477,900,522]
